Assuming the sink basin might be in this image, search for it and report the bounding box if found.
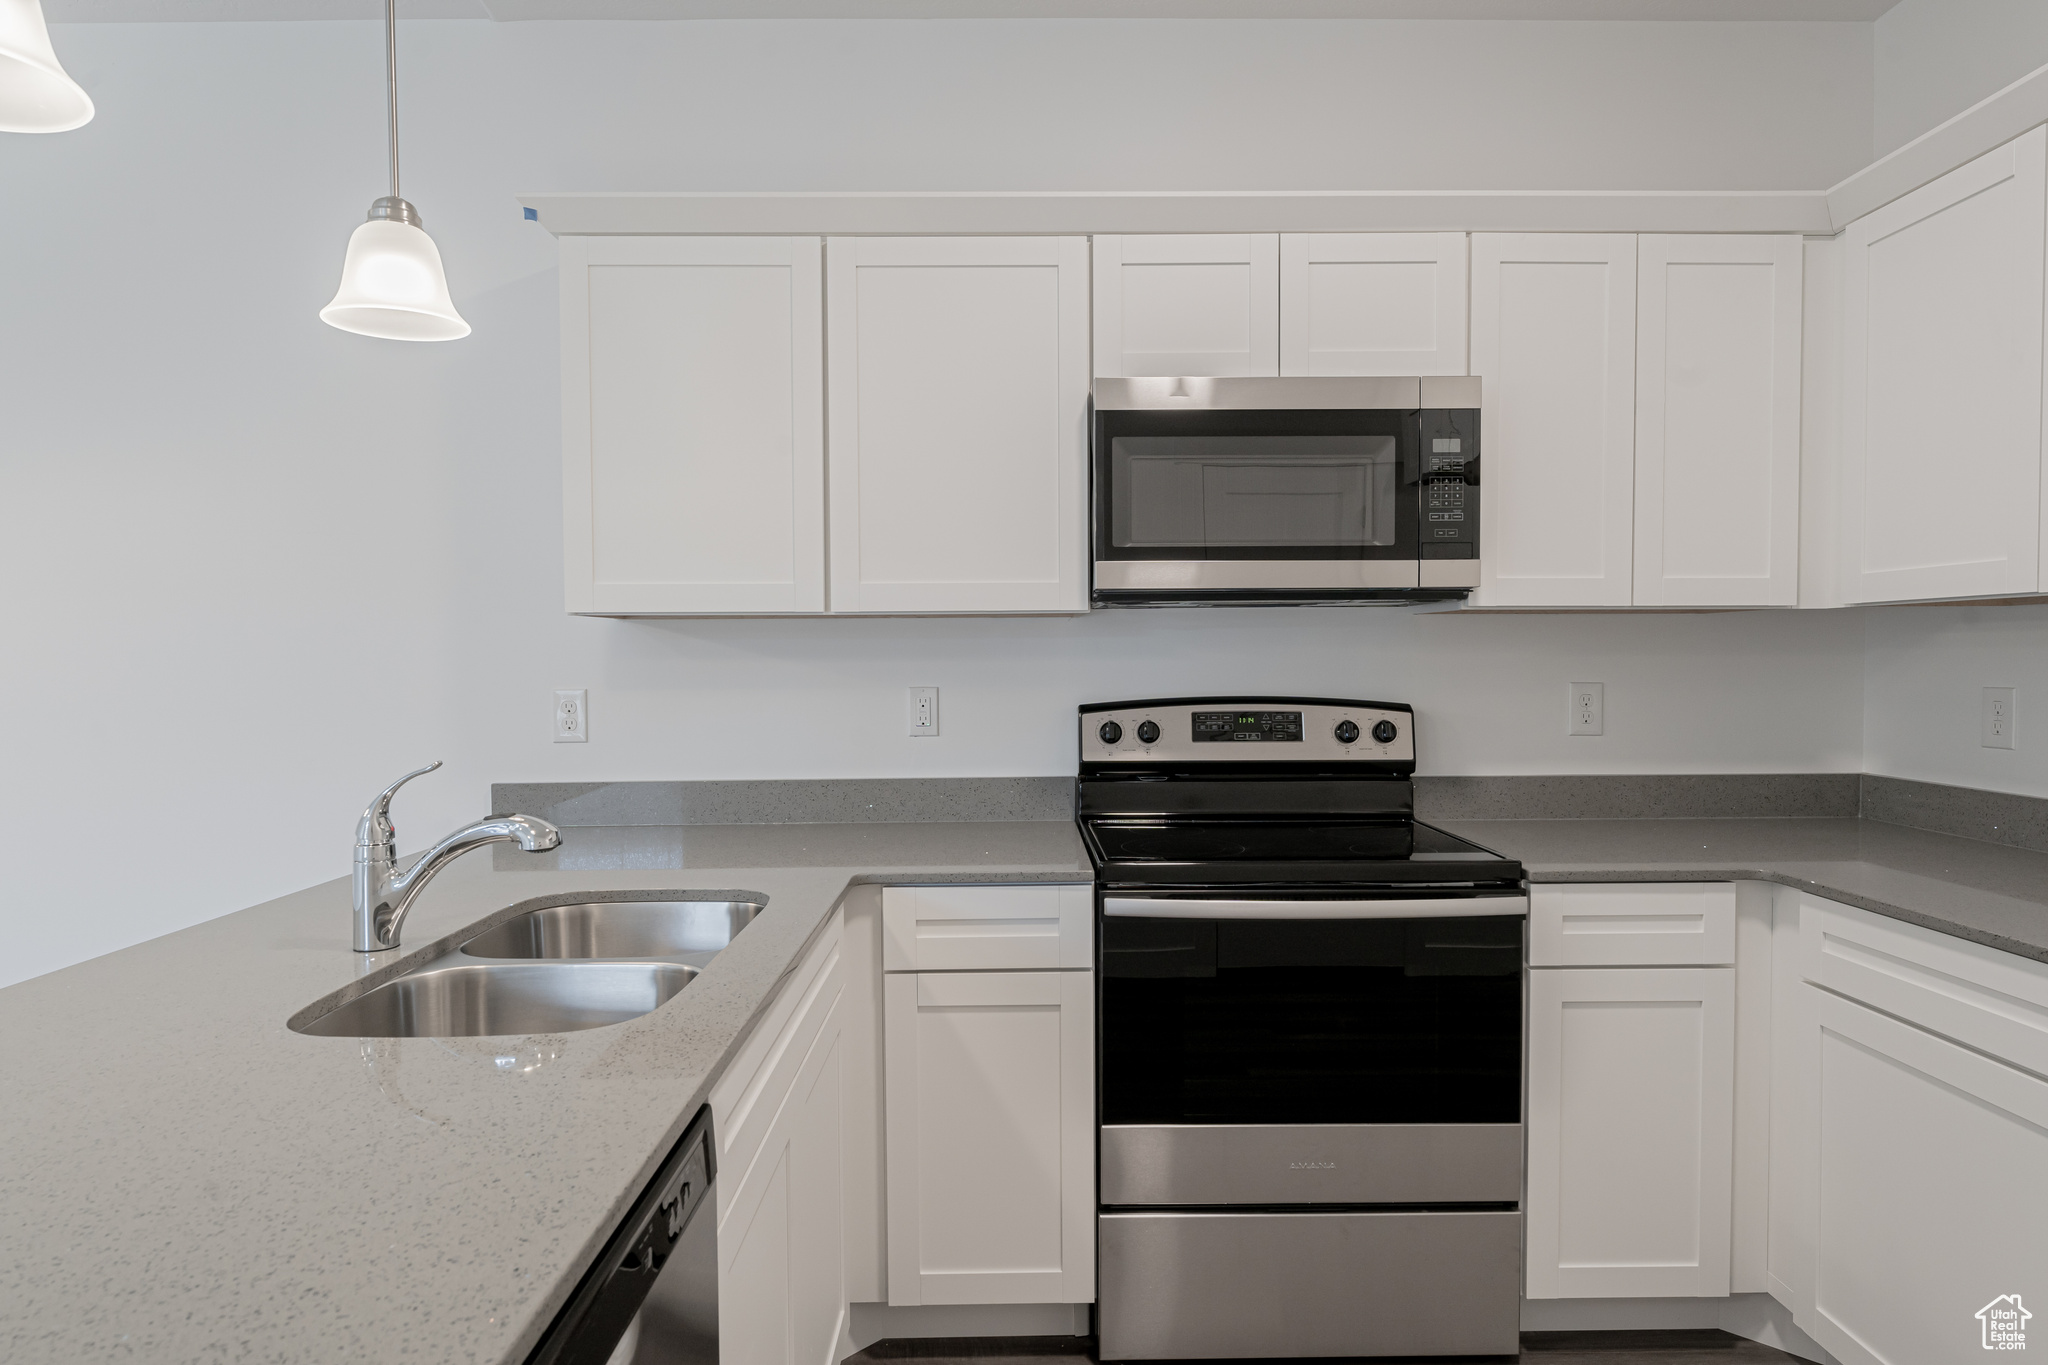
[295,961,699,1038]
[461,899,764,961]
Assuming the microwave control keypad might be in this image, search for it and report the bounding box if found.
[1423,433,1472,541]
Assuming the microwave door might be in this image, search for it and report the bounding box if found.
[1110,434,1400,553]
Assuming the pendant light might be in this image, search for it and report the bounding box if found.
[0,0,93,133]
[320,0,469,342]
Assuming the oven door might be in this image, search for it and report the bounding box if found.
[1092,407,1421,600]
[1097,893,1525,1361]
[1099,894,1525,1204]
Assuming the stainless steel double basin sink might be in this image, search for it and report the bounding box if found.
[293,898,763,1039]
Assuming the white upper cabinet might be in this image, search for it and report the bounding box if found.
[1093,234,1279,377]
[1471,234,1638,606]
[1633,235,1803,607]
[561,236,825,614]
[1279,232,1469,376]
[827,236,1091,613]
[1839,126,2047,604]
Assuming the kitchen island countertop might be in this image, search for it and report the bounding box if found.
[0,819,1087,1365]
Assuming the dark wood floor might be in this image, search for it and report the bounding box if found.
[848,1331,1808,1365]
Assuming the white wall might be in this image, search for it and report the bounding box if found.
[1861,602,2048,797]
[1874,0,2048,155]
[0,17,1876,987]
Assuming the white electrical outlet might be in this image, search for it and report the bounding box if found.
[1568,682,1604,736]
[1983,687,2016,749]
[554,689,588,743]
[907,686,939,737]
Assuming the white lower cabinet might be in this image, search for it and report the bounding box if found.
[1778,894,2048,1365]
[883,966,1094,1306]
[710,913,846,1365]
[1802,988,2048,1365]
[1525,964,1736,1298]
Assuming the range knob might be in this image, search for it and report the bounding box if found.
[1334,720,1360,745]
[1136,720,1161,745]
[1372,719,1399,744]
[1098,721,1123,745]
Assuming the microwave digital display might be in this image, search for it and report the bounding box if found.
[1192,710,1304,742]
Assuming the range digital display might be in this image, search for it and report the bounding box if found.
[1191,710,1304,742]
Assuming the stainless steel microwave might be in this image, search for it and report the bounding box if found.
[1091,376,1481,607]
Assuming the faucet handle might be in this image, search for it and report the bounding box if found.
[356,760,443,848]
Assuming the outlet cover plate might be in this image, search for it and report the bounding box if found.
[907,686,939,737]
[1568,682,1604,737]
[554,689,588,743]
[1983,687,2016,749]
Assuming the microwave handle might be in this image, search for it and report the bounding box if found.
[1102,895,1527,920]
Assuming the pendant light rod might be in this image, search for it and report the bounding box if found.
[384,0,400,205]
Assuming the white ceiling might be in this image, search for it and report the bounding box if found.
[43,0,1907,22]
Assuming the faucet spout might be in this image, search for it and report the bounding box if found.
[351,766,562,952]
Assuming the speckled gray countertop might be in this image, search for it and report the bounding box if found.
[0,820,1086,1365]
[12,798,2048,1365]
[1435,816,2048,964]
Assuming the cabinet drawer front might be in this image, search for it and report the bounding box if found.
[1800,893,2048,1077]
[1100,1209,1520,1359]
[883,884,1092,971]
[1530,883,1736,966]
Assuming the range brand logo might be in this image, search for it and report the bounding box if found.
[1979,1295,2032,1351]
[1289,1160,1335,1170]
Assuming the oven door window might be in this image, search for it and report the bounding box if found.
[1100,915,1523,1125]
[1111,435,1398,550]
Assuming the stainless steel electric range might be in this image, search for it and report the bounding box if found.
[1077,697,1528,1361]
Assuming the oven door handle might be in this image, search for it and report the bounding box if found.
[1102,895,1528,920]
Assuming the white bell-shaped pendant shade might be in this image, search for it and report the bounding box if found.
[0,0,93,133]
[319,217,470,342]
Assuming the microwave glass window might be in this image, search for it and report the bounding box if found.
[1110,435,1399,549]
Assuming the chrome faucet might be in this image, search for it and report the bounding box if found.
[352,762,561,952]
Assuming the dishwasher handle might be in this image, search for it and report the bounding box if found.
[1103,895,1528,920]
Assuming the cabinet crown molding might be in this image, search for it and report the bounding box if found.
[516,190,1833,238]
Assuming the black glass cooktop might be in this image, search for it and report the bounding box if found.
[1081,816,1524,887]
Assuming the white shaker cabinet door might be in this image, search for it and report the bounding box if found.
[884,969,1095,1306]
[1633,234,1803,607]
[1093,234,1279,378]
[1470,234,1638,606]
[1800,988,2048,1365]
[1526,966,1735,1299]
[1279,233,1469,377]
[827,237,1091,613]
[713,914,847,1365]
[1839,126,2047,604]
[561,236,825,615]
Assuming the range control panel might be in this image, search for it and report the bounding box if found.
[1081,698,1415,765]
